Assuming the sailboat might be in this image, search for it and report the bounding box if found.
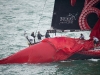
[0,0,100,64]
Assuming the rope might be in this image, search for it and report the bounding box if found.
[35,0,48,36]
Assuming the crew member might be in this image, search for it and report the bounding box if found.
[79,33,84,40]
[93,36,99,48]
[37,31,43,42]
[45,31,50,38]
[31,32,36,43]
[26,35,34,46]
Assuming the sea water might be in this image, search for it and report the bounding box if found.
[0,0,100,75]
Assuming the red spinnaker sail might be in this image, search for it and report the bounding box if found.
[0,37,94,64]
[90,19,100,40]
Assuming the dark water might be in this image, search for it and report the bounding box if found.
[0,60,100,75]
[0,0,100,75]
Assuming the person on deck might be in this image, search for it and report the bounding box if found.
[93,36,99,48]
[31,32,36,43]
[79,33,84,40]
[45,31,50,38]
[27,35,34,46]
[24,31,34,46]
[37,31,43,42]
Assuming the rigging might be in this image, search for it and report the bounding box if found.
[35,0,48,36]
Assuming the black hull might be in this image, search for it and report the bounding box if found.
[68,53,100,60]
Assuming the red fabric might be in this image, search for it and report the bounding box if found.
[78,50,100,56]
[90,19,100,40]
[42,37,83,54]
[42,37,94,60]
[0,37,94,64]
[0,42,56,64]
[71,0,76,6]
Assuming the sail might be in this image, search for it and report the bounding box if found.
[51,0,100,31]
[90,19,100,40]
